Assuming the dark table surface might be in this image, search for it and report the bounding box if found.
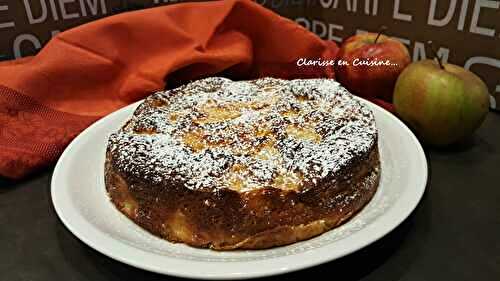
[1,113,499,281]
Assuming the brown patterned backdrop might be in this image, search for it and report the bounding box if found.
[0,0,498,108]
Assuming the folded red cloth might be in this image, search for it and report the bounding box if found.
[0,0,339,179]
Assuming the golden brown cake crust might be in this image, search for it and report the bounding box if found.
[105,77,380,250]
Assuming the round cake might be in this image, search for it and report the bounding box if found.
[105,77,380,250]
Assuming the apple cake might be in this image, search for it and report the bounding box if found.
[105,77,380,250]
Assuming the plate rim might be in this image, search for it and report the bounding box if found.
[51,98,428,280]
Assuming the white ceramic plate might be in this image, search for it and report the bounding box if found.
[51,98,427,280]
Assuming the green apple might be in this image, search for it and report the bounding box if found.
[394,59,490,146]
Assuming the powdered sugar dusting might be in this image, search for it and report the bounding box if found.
[107,77,377,192]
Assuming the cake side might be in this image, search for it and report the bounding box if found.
[105,146,379,250]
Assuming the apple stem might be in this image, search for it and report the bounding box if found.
[427,41,444,70]
[374,26,388,43]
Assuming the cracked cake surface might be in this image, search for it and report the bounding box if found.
[105,77,380,250]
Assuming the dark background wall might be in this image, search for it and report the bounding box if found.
[0,0,498,106]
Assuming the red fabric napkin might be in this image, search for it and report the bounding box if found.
[0,0,339,179]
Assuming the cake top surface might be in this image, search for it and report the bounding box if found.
[108,77,377,192]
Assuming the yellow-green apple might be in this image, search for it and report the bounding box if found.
[394,59,490,146]
[335,30,411,103]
